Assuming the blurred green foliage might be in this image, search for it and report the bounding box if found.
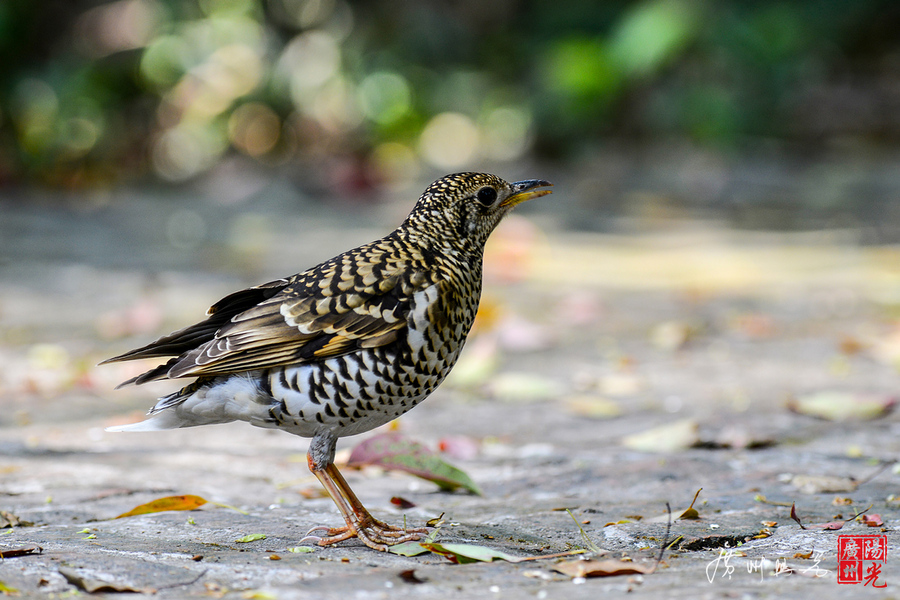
[0,0,897,188]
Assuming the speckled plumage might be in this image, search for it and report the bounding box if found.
[103,172,552,550]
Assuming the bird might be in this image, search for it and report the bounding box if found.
[102,172,552,551]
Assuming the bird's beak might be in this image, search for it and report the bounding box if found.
[501,179,553,208]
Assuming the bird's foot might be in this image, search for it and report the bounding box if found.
[300,517,429,551]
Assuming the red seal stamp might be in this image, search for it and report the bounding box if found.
[838,535,887,587]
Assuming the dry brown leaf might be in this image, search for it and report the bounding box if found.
[0,511,32,528]
[860,514,884,527]
[0,545,42,558]
[553,559,654,578]
[58,567,150,594]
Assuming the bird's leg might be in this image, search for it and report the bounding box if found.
[301,430,428,551]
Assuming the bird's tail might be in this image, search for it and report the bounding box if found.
[106,410,188,432]
[105,381,204,432]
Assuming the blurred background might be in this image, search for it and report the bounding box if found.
[3,0,900,427]
[2,0,900,234]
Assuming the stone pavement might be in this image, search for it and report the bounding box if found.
[2,183,900,598]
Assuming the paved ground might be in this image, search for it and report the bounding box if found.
[2,177,900,598]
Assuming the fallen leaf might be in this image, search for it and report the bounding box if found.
[398,569,427,584]
[838,335,865,355]
[0,546,42,558]
[0,511,32,528]
[58,566,150,594]
[790,475,858,494]
[730,313,776,338]
[832,497,853,506]
[0,581,18,595]
[347,432,481,495]
[679,489,703,520]
[647,489,702,522]
[115,495,207,519]
[754,494,792,507]
[444,337,499,388]
[388,541,433,557]
[553,558,654,578]
[235,534,266,543]
[421,542,520,564]
[622,419,699,453]
[860,514,883,527]
[426,514,446,527]
[788,392,895,421]
[604,519,639,526]
[421,542,580,564]
[241,590,277,600]
[390,496,416,509]
[598,373,642,397]
[437,435,480,460]
[297,487,329,499]
[699,426,775,450]
[650,320,694,351]
[287,547,314,553]
[488,372,562,403]
[565,395,622,419]
[794,550,813,559]
[496,314,554,352]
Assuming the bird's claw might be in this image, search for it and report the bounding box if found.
[308,518,430,551]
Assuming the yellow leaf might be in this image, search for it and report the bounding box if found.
[115,495,207,519]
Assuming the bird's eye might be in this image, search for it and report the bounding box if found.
[476,187,498,206]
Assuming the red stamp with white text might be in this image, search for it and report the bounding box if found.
[837,535,887,587]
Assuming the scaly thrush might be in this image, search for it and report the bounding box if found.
[103,172,552,550]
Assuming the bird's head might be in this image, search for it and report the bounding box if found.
[404,172,552,251]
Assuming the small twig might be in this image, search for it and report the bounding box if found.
[854,461,895,488]
[565,509,603,554]
[755,494,793,507]
[155,568,208,591]
[653,503,673,571]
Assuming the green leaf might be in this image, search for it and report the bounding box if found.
[235,534,266,543]
[421,542,524,564]
[420,543,583,564]
[388,541,433,557]
[0,581,19,594]
[287,546,314,553]
[388,527,441,557]
[347,432,481,495]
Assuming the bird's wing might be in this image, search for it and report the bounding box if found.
[101,278,291,364]
[111,243,438,385]
[165,263,432,379]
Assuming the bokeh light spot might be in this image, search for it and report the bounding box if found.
[358,72,411,125]
[282,30,341,105]
[419,112,478,169]
[228,102,281,156]
[480,106,533,161]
